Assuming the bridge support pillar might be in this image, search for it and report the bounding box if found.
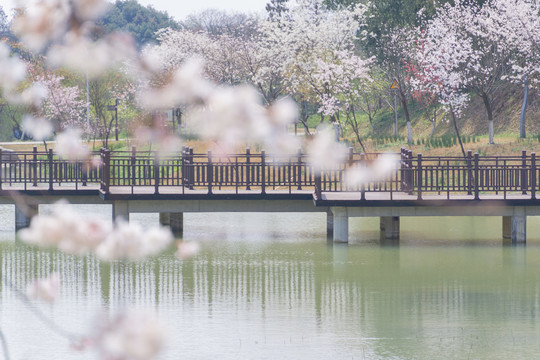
[503,206,527,245]
[326,210,334,239]
[332,207,348,243]
[380,216,400,240]
[112,201,129,222]
[15,204,38,231]
[160,212,183,238]
[503,208,526,244]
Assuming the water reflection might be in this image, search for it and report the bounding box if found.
[0,213,540,359]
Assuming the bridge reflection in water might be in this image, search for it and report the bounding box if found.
[1,238,540,359]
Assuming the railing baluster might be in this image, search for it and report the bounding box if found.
[522,150,528,195]
[261,150,266,195]
[531,152,536,199]
[417,153,422,200]
[208,150,213,194]
[474,153,480,200]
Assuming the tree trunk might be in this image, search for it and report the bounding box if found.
[520,75,529,138]
[481,92,494,144]
[399,89,412,144]
[350,108,366,153]
[393,93,398,136]
[430,107,437,138]
[450,105,466,159]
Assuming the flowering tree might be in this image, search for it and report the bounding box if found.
[417,0,518,144]
[33,72,87,133]
[257,0,369,134]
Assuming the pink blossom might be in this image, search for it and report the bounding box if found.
[92,311,166,360]
[175,241,200,260]
[26,273,61,304]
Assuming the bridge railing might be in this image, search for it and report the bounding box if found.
[0,146,538,199]
[406,150,537,199]
[0,146,101,190]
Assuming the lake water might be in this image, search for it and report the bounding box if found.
[2,206,540,359]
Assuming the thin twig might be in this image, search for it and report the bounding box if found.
[4,277,80,343]
[0,326,11,360]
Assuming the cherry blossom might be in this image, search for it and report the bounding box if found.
[18,201,174,261]
[26,272,61,304]
[95,220,173,262]
[55,128,91,161]
[91,311,166,360]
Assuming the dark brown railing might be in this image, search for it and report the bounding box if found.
[0,146,538,200]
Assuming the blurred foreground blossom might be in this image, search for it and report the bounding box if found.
[19,201,112,255]
[137,58,300,154]
[0,42,27,95]
[12,0,71,52]
[22,115,53,140]
[307,125,348,172]
[12,82,48,106]
[55,129,90,161]
[92,311,166,360]
[175,241,200,260]
[19,201,174,261]
[48,32,137,77]
[344,154,400,187]
[96,220,173,261]
[26,272,61,304]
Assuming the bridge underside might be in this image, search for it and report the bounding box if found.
[0,189,535,245]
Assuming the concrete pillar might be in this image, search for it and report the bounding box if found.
[332,207,348,243]
[502,216,511,239]
[380,216,400,240]
[326,210,334,239]
[112,200,129,222]
[511,207,526,245]
[15,203,38,231]
[160,212,183,237]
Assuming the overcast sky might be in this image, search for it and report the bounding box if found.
[138,0,269,20]
[2,0,270,20]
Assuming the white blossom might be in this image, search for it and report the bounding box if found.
[22,115,53,141]
[55,129,90,161]
[26,272,61,304]
[176,241,200,260]
[92,311,166,360]
[95,220,173,262]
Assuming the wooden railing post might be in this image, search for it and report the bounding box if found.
[32,146,38,187]
[246,148,251,190]
[189,147,194,190]
[131,146,136,190]
[181,146,185,190]
[154,151,160,195]
[297,148,302,190]
[0,148,3,190]
[207,150,213,194]
[522,150,528,195]
[417,153,422,200]
[360,153,366,200]
[314,172,322,200]
[474,153,480,200]
[467,150,473,195]
[531,152,536,199]
[348,147,354,192]
[400,148,405,191]
[261,150,266,195]
[100,148,110,194]
[407,150,413,194]
[48,148,54,191]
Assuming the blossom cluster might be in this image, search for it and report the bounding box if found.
[25,271,166,360]
[18,201,174,261]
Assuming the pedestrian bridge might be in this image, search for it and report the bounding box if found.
[1,146,540,244]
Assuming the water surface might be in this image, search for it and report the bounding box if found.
[1,208,540,359]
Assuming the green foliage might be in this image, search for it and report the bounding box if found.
[97,0,180,48]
